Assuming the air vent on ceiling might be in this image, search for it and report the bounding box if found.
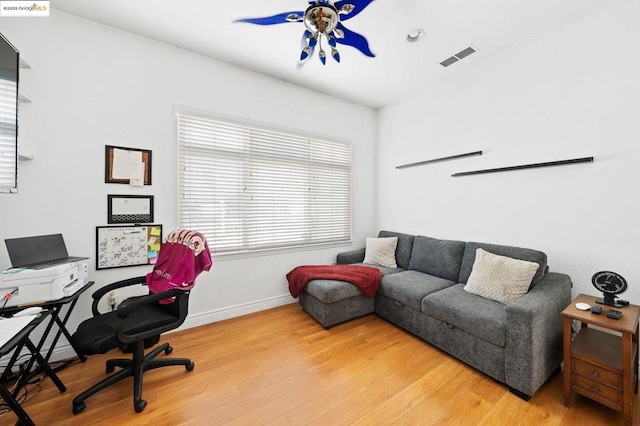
[440,46,477,67]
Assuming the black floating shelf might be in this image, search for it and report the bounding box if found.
[452,156,594,177]
[396,150,482,169]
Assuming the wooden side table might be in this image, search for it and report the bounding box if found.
[562,294,640,426]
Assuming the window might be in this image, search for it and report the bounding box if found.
[0,56,18,194]
[176,107,351,255]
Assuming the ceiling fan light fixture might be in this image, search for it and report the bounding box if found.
[301,46,311,60]
[407,29,425,43]
[319,48,327,65]
[235,0,376,65]
[332,48,341,62]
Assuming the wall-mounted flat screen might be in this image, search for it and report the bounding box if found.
[0,32,18,194]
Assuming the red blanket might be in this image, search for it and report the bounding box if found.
[287,265,382,298]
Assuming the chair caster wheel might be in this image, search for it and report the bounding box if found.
[186,362,194,371]
[72,402,86,415]
[165,345,173,355]
[135,400,147,413]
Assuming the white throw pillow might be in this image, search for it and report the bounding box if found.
[363,237,398,268]
[464,248,540,304]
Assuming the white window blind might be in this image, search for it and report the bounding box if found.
[0,67,17,194]
[176,108,351,255]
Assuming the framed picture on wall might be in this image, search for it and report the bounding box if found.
[107,194,154,224]
[105,145,152,185]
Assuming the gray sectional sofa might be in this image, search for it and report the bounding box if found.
[297,230,572,399]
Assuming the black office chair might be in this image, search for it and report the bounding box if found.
[71,230,212,414]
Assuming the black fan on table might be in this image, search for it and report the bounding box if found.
[592,271,628,308]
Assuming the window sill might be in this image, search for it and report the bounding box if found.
[211,240,354,261]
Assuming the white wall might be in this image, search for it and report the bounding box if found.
[0,11,377,358]
[377,0,640,302]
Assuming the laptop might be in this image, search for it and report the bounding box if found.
[5,234,88,270]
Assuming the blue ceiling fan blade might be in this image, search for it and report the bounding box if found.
[235,11,304,25]
[335,0,375,20]
[335,23,375,57]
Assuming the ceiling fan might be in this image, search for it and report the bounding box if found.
[235,0,376,65]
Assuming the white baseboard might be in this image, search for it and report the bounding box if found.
[46,293,297,362]
[180,293,296,329]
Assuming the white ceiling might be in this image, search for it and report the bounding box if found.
[52,0,611,109]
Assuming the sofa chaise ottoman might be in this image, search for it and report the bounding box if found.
[298,280,376,329]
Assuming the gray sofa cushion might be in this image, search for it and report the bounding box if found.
[305,280,363,304]
[337,247,366,265]
[422,284,506,348]
[378,230,415,270]
[377,270,455,312]
[458,242,548,287]
[408,236,466,282]
[350,263,405,276]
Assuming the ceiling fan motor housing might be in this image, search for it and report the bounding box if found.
[304,3,339,34]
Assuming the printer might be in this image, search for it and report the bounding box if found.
[2,233,90,306]
[0,261,88,307]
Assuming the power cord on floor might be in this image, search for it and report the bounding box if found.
[0,353,35,383]
[0,369,43,413]
[0,352,76,415]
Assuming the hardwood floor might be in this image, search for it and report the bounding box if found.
[4,303,636,425]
